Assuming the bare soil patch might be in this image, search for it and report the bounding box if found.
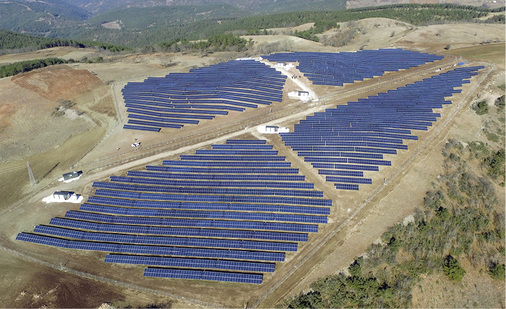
[395,23,504,52]
[11,64,103,101]
[0,249,186,308]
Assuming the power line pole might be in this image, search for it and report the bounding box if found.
[27,161,36,186]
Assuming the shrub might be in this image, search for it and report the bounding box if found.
[472,100,489,115]
[443,255,466,282]
[495,95,505,109]
[489,263,505,280]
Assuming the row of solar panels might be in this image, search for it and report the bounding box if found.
[106,254,275,273]
[94,188,330,206]
[79,204,328,224]
[122,60,286,132]
[262,49,444,86]
[18,139,335,284]
[281,66,484,190]
[144,267,263,284]
[146,166,300,174]
[16,233,284,262]
[87,196,329,215]
[34,225,298,252]
[52,215,316,237]
[127,170,306,181]
[106,176,317,189]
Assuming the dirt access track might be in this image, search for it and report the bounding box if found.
[0,21,504,308]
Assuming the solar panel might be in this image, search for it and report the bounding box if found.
[144,267,263,284]
[279,64,484,190]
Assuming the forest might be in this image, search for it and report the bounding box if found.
[0,4,503,50]
[0,30,129,54]
[288,129,505,307]
[0,58,71,78]
[51,4,506,48]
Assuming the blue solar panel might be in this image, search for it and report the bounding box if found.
[93,189,331,206]
[17,232,285,262]
[123,124,160,132]
[105,254,275,272]
[143,267,263,284]
[87,196,328,215]
[78,203,326,224]
[127,170,305,181]
[146,166,299,174]
[122,61,286,132]
[128,119,183,129]
[262,49,444,86]
[279,64,484,190]
[53,215,316,236]
[17,58,484,285]
[34,225,298,251]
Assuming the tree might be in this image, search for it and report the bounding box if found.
[494,95,505,109]
[489,263,505,280]
[472,100,489,115]
[443,255,466,282]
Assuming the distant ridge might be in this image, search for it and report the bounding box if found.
[65,0,346,15]
[346,0,503,9]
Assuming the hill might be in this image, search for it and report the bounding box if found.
[0,2,502,48]
[0,0,89,36]
[0,30,128,55]
[347,0,505,9]
[59,4,505,48]
[63,0,347,16]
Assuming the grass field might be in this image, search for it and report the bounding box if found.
[445,43,505,67]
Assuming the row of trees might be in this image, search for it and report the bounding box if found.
[288,137,505,308]
[0,58,69,78]
[159,34,251,53]
[0,56,108,78]
[0,29,129,54]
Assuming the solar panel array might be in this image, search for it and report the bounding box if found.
[122,60,286,132]
[262,49,444,86]
[280,66,484,190]
[17,139,332,284]
[16,49,483,286]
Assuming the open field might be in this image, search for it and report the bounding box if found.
[0,18,504,308]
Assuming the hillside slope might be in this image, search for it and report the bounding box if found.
[64,0,346,15]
